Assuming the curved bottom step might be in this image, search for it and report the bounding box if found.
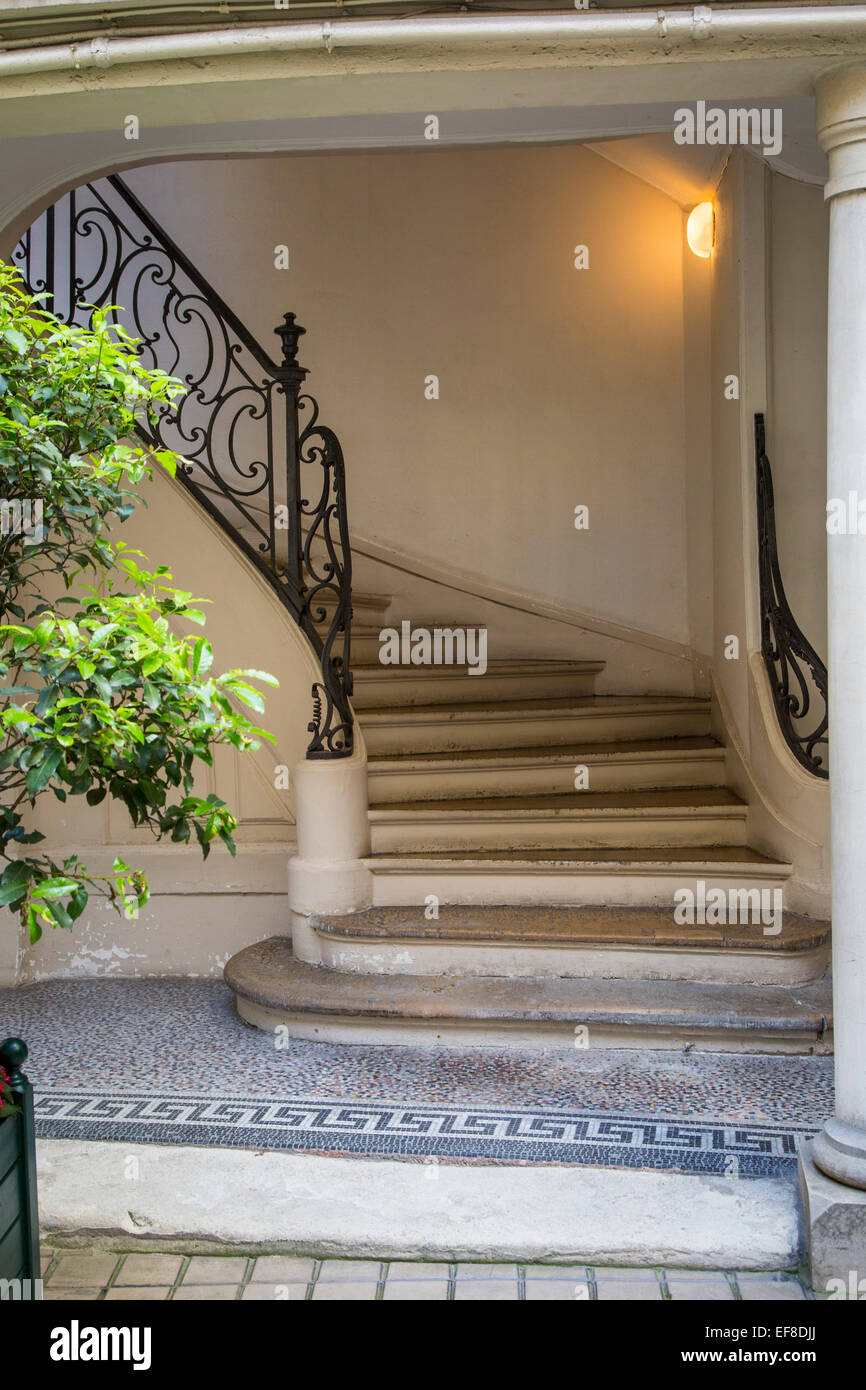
[225,938,832,1055]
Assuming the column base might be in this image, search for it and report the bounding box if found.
[811,1116,866,1191]
[799,1142,866,1293]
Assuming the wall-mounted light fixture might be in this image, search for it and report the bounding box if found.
[686,201,715,259]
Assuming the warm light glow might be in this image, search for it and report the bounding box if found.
[687,201,715,259]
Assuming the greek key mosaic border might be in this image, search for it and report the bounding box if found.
[34,1090,814,1178]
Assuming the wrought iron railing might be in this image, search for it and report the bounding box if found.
[13,175,353,758]
[755,413,828,778]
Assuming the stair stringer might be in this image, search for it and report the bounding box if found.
[711,654,830,917]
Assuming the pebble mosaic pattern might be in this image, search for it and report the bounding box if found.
[1,977,833,1177]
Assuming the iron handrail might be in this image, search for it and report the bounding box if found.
[13,175,353,758]
[754,413,828,779]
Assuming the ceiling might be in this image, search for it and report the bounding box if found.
[585,97,826,203]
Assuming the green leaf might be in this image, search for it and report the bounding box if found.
[30,876,80,901]
[47,899,74,931]
[228,683,265,713]
[25,746,64,796]
[153,450,178,477]
[191,638,213,678]
[2,327,28,354]
[238,669,279,687]
[0,876,30,907]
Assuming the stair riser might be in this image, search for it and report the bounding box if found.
[369,813,748,853]
[307,935,829,986]
[351,634,395,663]
[368,755,726,803]
[368,868,785,908]
[235,998,830,1055]
[363,708,711,755]
[353,669,599,709]
[316,597,391,623]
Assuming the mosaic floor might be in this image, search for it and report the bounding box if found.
[1,977,833,1180]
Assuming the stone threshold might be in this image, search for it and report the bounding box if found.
[36,1139,802,1270]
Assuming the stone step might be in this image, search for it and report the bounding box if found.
[347,620,479,665]
[345,624,395,663]
[366,845,791,908]
[368,787,748,852]
[225,937,832,1054]
[301,904,829,985]
[367,735,726,801]
[361,695,712,755]
[352,659,604,709]
[315,590,392,623]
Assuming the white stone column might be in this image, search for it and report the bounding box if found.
[287,755,373,964]
[809,64,866,1198]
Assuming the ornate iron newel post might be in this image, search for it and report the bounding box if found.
[274,314,355,761]
[273,313,308,616]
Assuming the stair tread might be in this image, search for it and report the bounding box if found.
[366,845,789,867]
[226,938,831,1032]
[310,904,828,951]
[369,787,746,815]
[368,735,724,768]
[354,659,604,678]
[361,694,710,721]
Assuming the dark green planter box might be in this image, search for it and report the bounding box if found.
[0,1039,40,1297]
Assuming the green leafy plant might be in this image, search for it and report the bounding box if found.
[0,1063,21,1118]
[0,263,276,942]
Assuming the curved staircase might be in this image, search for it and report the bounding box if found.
[227,590,832,1054]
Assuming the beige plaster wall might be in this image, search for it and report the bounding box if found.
[3,463,352,985]
[124,143,696,658]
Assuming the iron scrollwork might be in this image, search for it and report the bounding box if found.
[755,414,828,778]
[14,176,354,759]
[298,395,354,758]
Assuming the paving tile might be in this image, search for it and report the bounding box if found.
[736,1274,807,1301]
[385,1262,451,1280]
[242,1283,309,1301]
[312,1281,379,1301]
[43,1287,104,1301]
[524,1265,589,1281]
[316,1260,382,1281]
[115,1254,184,1287]
[382,1280,449,1301]
[525,1279,590,1301]
[182,1256,248,1285]
[250,1257,316,1284]
[454,1280,519,1301]
[455,1263,520,1281]
[667,1272,734,1301]
[47,1253,119,1289]
[173,1284,242,1301]
[595,1268,663,1300]
[104,1286,173,1301]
